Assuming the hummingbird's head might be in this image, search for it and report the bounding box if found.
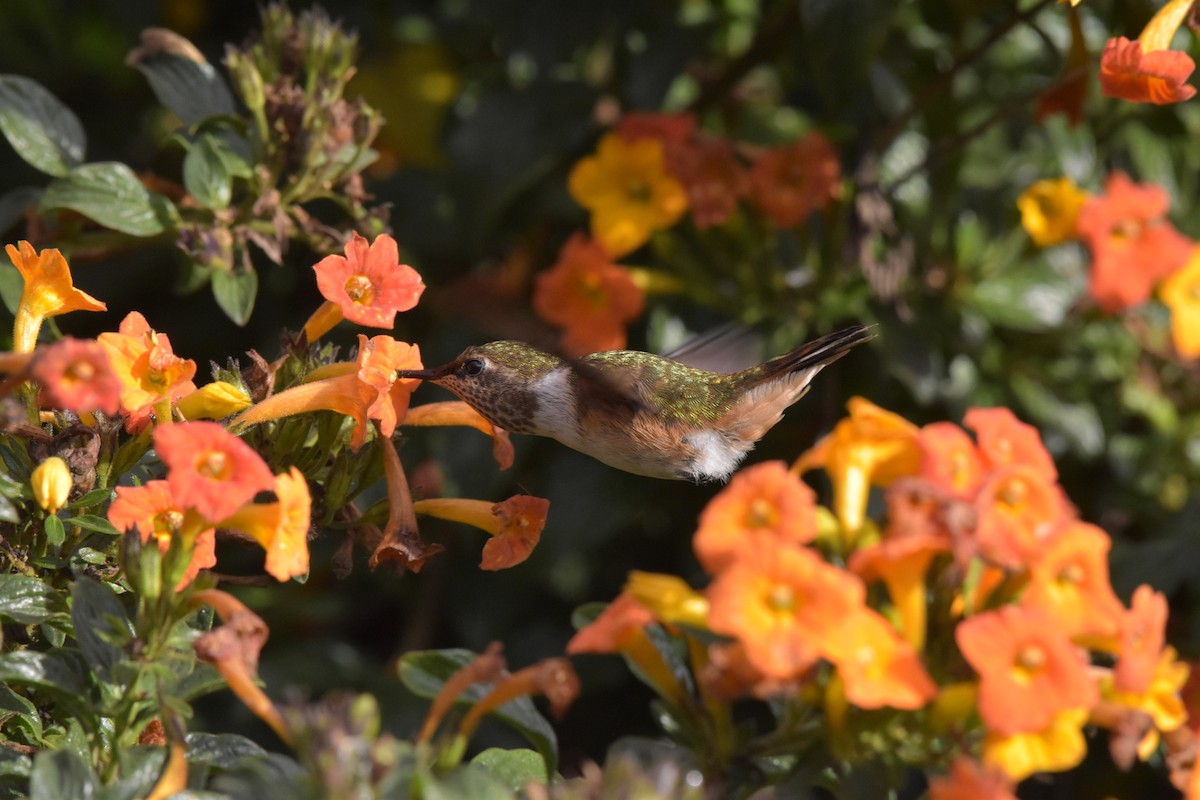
[395,341,562,433]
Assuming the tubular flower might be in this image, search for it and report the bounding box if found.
[98,312,198,432]
[706,545,865,679]
[928,758,1018,800]
[693,460,818,574]
[917,421,986,500]
[982,707,1090,781]
[30,456,71,515]
[825,609,937,710]
[532,234,646,356]
[412,494,549,570]
[1101,646,1190,743]
[304,232,425,342]
[1099,0,1197,105]
[794,397,920,542]
[1020,521,1124,640]
[177,380,252,421]
[748,132,842,228]
[6,241,106,353]
[30,337,122,416]
[963,406,1057,482]
[233,336,422,452]
[568,133,688,258]
[848,532,949,652]
[108,481,217,590]
[1036,6,1089,126]
[1075,172,1194,313]
[625,571,710,629]
[957,606,1097,736]
[1016,177,1089,247]
[402,401,514,470]
[219,467,312,582]
[1160,246,1200,358]
[974,465,1069,569]
[154,421,276,523]
[1115,585,1169,694]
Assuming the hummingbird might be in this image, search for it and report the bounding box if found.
[395,325,874,483]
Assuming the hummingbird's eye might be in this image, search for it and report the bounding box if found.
[463,358,485,376]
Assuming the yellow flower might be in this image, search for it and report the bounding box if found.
[31,456,71,514]
[217,468,311,582]
[625,571,710,629]
[982,707,1089,781]
[177,381,252,421]
[568,133,688,257]
[1160,247,1200,358]
[6,241,106,353]
[1017,177,1089,247]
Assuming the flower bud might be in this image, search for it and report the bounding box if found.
[31,457,72,515]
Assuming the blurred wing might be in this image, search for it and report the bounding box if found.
[663,323,763,374]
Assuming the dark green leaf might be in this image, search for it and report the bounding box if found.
[71,577,131,680]
[175,663,226,702]
[131,53,237,128]
[0,75,85,176]
[398,649,559,774]
[470,748,548,790]
[67,514,121,536]
[422,764,513,800]
[185,732,267,768]
[40,162,177,237]
[0,574,65,625]
[963,261,1082,332]
[0,684,43,743]
[211,267,258,326]
[0,186,42,238]
[29,748,97,800]
[71,548,111,567]
[107,746,167,800]
[43,515,65,548]
[0,748,31,781]
[183,135,232,209]
[71,488,115,509]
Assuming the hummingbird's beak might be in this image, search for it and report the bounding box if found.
[395,361,456,381]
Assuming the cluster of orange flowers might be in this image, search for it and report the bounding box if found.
[2,233,550,591]
[1018,171,1199,357]
[532,113,842,356]
[569,398,1197,793]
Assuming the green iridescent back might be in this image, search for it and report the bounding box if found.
[580,351,746,426]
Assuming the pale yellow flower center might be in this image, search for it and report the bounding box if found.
[745,497,777,529]
[1057,562,1085,586]
[766,583,796,614]
[65,360,95,384]
[1014,644,1046,681]
[998,477,1028,509]
[197,451,230,480]
[344,274,376,305]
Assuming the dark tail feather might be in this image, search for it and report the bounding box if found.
[749,324,876,384]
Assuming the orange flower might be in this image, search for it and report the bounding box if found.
[108,480,216,590]
[957,606,1097,735]
[917,421,985,500]
[98,312,197,431]
[982,707,1089,781]
[304,232,425,341]
[1101,646,1189,746]
[693,460,818,574]
[1160,246,1200,358]
[1076,172,1194,313]
[1020,521,1124,640]
[848,532,948,651]
[532,234,645,356]
[625,571,709,629]
[748,133,841,228]
[615,112,697,149]
[412,494,549,569]
[963,407,1057,482]
[706,545,864,679]
[974,465,1069,569]
[1036,6,1089,126]
[794,397,920,541]
[928,758,1018,800]
[825,609,937,710]
[1099,0,1197,105]
[568,133,688,257]
[1115,585,1169,694]
[31,337,121,416]
[154,421,275,523]
[402,401,514,470]
[672,139,749,230]
[233,336,422,452]
[6,241,106,352]
[219,467,312,581]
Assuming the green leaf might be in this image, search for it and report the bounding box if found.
[398,649,559,774]
[108,746,169,800]
[0,186,42,238]
[422,764,514,800]
[43,515,65,549]
[40,162,177,237]
[0,75,86,177]
[183,134,232,209]
[211,267,258,326]
[0,748,32,781]
[131,52,237,128]
[67,514,121,536]
[71,577,131,680]
[29,748,97,800]
[0,574,66,625]
[0,649,90,703]
[963,261,1082,332]
[71,488,115,509]
[0,684,44,743]
[185,732,267,768]
[470,748,548,791]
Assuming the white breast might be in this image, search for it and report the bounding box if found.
[528,369,583,448]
